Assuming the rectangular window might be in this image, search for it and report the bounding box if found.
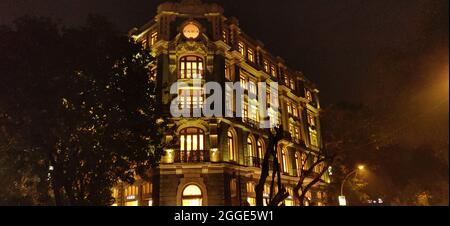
[247,48,254,62]
[294,127,301,142]
[309,128,318,147]
[284,74,289,86]
[308,113,316,126]
[242,101,248,122]
[248,81,257,95]
[142,183,152,195]
[142,39,148,49]
[287,102,292,115]
[270,65,277,77]
[178,88,204,113]
[263,60,269,73]
[240,76,247,90]
[150,31,158,46]
[238,42,245,56]
[292,105,298,117]
[225,64,232,80]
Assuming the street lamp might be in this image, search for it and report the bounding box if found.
[339,165,365,206]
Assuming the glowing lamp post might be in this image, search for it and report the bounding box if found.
[339,165,365,206]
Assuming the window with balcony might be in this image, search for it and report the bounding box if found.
[182,184,203,206]
[179,127,205,162]
[179,56,204,79]
[178,88,204,113]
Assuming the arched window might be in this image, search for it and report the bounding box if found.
[179,127,205,162]
[179,56,203,79]
[182,184,203,206]
[247,135,257,167]
[247,136,256,157]
[257,139,264,160]
[227,128,237,162]
[281,148,288,173]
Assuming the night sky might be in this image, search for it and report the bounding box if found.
[1,0,448,149]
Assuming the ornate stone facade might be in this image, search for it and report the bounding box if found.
[113,0,329,206]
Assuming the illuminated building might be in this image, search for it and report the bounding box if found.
[113,0,329,206]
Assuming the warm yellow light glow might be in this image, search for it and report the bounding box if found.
[358,165,365,170]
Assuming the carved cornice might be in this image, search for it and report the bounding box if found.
[158,0,224,15]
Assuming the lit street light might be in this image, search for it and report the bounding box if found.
[338,165,365,206]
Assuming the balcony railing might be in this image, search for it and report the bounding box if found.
[175,150,210,163]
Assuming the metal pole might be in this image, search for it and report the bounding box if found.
[340,169,357,197]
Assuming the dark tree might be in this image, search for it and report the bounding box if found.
[0,16,169,205]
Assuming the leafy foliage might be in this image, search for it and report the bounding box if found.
[0,16,166,205]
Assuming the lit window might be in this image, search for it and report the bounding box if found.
[294,127,300,142]
[306,90,313,102]
[247,136,256,158]
[247,197,256,206]
[150,31,158,46]
[182,184,203,206]
[242,101,248,122]
[111,188,119,206]
[247,48,254,62]
[248,81,257,95]
[142,182,152,195]
[142,39,148,49]
[292,105,298,117]
[257,139,264,159]
[225,64,232,80]
[179,128,205,162]
[240,76,247,90]
[179,56,204,79]
[178,88,204,114]
[284,73,289,86]
[285,199,294,206]
[263,61,269,73]
[309,128,318,147]
[281,148,288,173]
[307,113,316,126]
[228,129,237,162]
[290,78,295,90]
[246,182,254,194]
[287,102,292,115]
[230,179,237,198]
[238,42,245,56]
[225,87,234,115]
[270,65,277,77]
[125,185,138,201]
